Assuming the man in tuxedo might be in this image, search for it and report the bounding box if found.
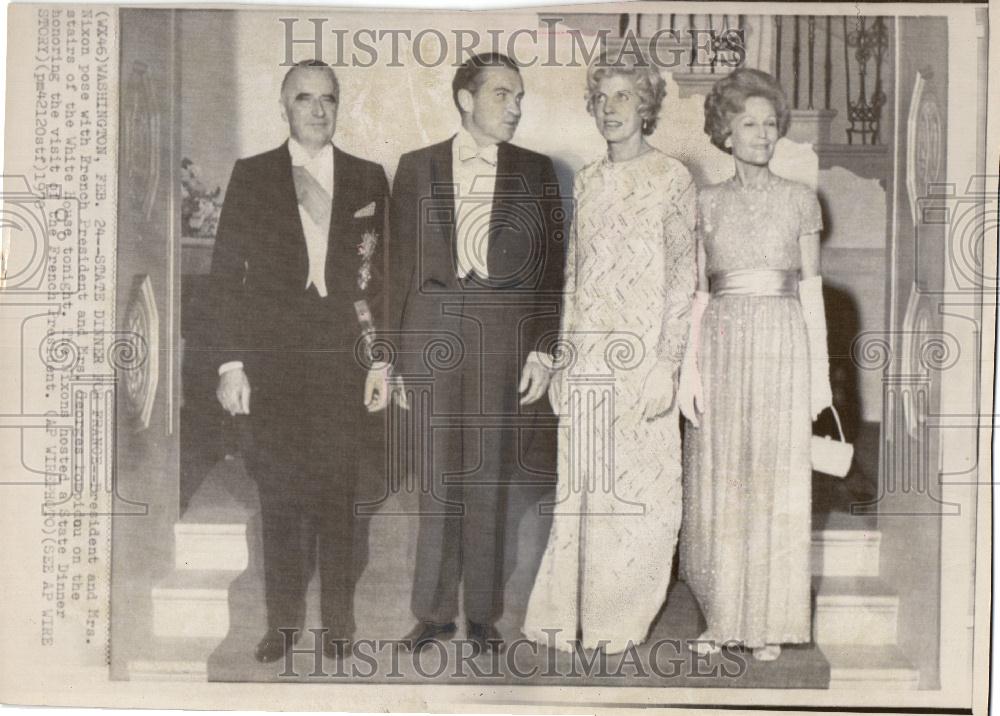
[211,60,391,663]
[389,53,565,654]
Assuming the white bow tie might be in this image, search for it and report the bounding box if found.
[458,144,498,166]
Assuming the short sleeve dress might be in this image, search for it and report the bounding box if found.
[680,174,823,649]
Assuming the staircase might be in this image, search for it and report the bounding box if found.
[128,440,920,688]
[125,458,255,680]
[811,510,920,689]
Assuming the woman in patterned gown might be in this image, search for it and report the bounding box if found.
[677,68,833,661]
[523,56,697,654]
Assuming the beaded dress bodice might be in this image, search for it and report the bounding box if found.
[699,174,822,276]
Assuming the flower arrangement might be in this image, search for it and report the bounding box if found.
[180,158,224,238]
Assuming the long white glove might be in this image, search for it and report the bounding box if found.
[799,276,833,419]
[547,370,564,416]
[677,291,710,427]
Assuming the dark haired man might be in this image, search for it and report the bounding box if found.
[388,53,565,654]
[211,60,391,663]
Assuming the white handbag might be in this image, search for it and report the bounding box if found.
[811,406,854,478]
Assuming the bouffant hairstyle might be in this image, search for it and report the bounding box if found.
[586,53,667,136]
[703,68,791,153]
[452,53,520,112]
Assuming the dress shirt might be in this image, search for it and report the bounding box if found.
[288,138,335,298]
[451,128,552,373]
[452,127,497,280]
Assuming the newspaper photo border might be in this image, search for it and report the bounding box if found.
[0,0,995,713]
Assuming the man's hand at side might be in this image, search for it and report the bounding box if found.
[364,362,391,412]
[519,354,553,406]
[217,367,251,415]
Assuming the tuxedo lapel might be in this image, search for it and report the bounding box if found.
[490,142,513,242]
[276,141,307,239]
[327,147,349,278]
[274,142,310,282]
[430,139,456,220]
[429,139,458,276]
[330,145,350,235]
[483,141,519,279]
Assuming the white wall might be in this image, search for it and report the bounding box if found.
[180,11,242,207]
[819,166,888,424]
[230,11,820,185]
[180,10,886,421]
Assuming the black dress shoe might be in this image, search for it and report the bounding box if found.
[402,620,457,651]
[254,629,298,663]
[467,622,504,654]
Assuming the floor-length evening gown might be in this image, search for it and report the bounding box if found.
[523,149,696,653]
[680,174,822,649]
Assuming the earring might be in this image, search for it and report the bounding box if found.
[642,119,649,133]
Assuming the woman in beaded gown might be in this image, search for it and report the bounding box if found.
[523,57,696,654]
[677,68,832,662]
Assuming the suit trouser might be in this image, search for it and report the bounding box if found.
[249,287,363,638]
[256,479,357,637]
[409,288,520,627]
[410,465,507,626]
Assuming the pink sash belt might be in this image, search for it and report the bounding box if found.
[710,269,798,297]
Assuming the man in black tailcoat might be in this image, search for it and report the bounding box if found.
[211,60,390,663]
[388,53,565,654]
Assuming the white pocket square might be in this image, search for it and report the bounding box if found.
[354,201,376,218]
